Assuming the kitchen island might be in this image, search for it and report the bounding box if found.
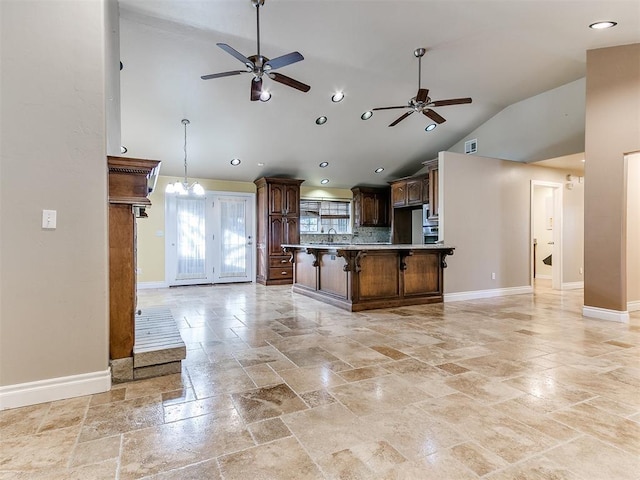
[281,244,454,312]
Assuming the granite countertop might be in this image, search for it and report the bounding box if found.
[283,243,455,250]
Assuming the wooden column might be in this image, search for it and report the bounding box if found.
[107,156,160,360]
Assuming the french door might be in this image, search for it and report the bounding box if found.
[212,194,254,283]
[165,192,254,286]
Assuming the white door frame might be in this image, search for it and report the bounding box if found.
[530,180,563,290]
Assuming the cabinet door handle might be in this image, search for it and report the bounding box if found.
[281,259,287,263]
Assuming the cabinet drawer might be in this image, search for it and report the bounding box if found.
[269,256,291,267]
[269,266,293,279]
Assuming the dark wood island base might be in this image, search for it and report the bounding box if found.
[282,244,454,312]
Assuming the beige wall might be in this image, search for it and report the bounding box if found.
[440,152,584,294]
[585,43,640,312]
[0,1,109,386]
[628,152,640,307]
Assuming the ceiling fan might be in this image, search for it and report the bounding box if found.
[200,0,310,101]
[372,48,472,127]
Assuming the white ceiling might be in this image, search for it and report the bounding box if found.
[118,0,639,188]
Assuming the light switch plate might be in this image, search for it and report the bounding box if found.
[42,210,57,229]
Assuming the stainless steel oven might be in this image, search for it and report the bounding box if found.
[423,225,438,244]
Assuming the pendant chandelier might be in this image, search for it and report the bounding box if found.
[165,119,205,195]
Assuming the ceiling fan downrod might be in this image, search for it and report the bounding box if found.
[252,0,265,58]
[414,47,426,93]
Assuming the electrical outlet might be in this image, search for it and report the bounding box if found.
[491,272,496,280]
[579,267,583,275]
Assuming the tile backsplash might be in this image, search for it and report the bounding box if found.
[300,227,391,245]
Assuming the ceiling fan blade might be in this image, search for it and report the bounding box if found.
[416,88,429,103]
[251,77,263,102]
[269,72,310,92]
[389,111,414,127]
[423,109,447,124]
[265,51,304,71]
[430,97,472,107]
[372,106,407,111]
[216,43,254,67]
[200,70,247,80]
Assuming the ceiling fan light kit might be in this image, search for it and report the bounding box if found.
[371,47,472,128]
[201,0,310,101]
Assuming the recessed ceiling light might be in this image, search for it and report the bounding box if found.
[120,145,128,154]
[259,90,271,102]
[374,167,384,173]
[230,158,241,166]
[319,161,329,168]
[320,179,329,184]
[589,21,617,29]
[331,91,345,102]
[425,123,437,132]
[258,162,265,166]
[361,111,373,120]
[316,116,328,125]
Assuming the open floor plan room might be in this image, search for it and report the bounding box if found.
[1,282,638,479]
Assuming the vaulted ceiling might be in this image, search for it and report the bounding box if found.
[118,0,640,188]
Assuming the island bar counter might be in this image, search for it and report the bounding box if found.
[281,244,454,312]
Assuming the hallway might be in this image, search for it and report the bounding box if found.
[1,284,638,479]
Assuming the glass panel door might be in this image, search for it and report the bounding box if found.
[165,194,212,286]
[213,194,254,283]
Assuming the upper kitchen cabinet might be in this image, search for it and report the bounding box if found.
[268,181,301,216]
[352,186,390,227]
[390,174,428,208]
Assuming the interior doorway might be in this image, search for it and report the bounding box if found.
[531,181,563,290]
[165,191,255,286]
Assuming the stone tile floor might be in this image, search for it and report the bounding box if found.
[1,281,639,479]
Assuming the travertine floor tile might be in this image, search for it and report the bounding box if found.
[2,282,637,479]
[218,437,322,479]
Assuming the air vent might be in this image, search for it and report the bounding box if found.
[465,139,478,155]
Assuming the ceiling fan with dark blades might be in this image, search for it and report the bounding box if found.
[200,0,310,101]
[372,48,471,127]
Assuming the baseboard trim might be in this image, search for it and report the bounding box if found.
[627,300,640,312]
[444,286,533,302]
[582,306,629,323]
[562,281,584,290]
[0,369,111,410]
[137,281,168,290]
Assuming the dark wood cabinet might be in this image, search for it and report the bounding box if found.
[268,182,300,216]
[406,178,423,205]
[390,174,427,208]
[107,156,160,362]
[352,186,390,227]
[255,177,304,285]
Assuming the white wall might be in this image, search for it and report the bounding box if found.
[0,0,110,408]
[449,78,585,163]
[440,152,584,296]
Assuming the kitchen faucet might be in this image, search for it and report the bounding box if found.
[327,228,337,243]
